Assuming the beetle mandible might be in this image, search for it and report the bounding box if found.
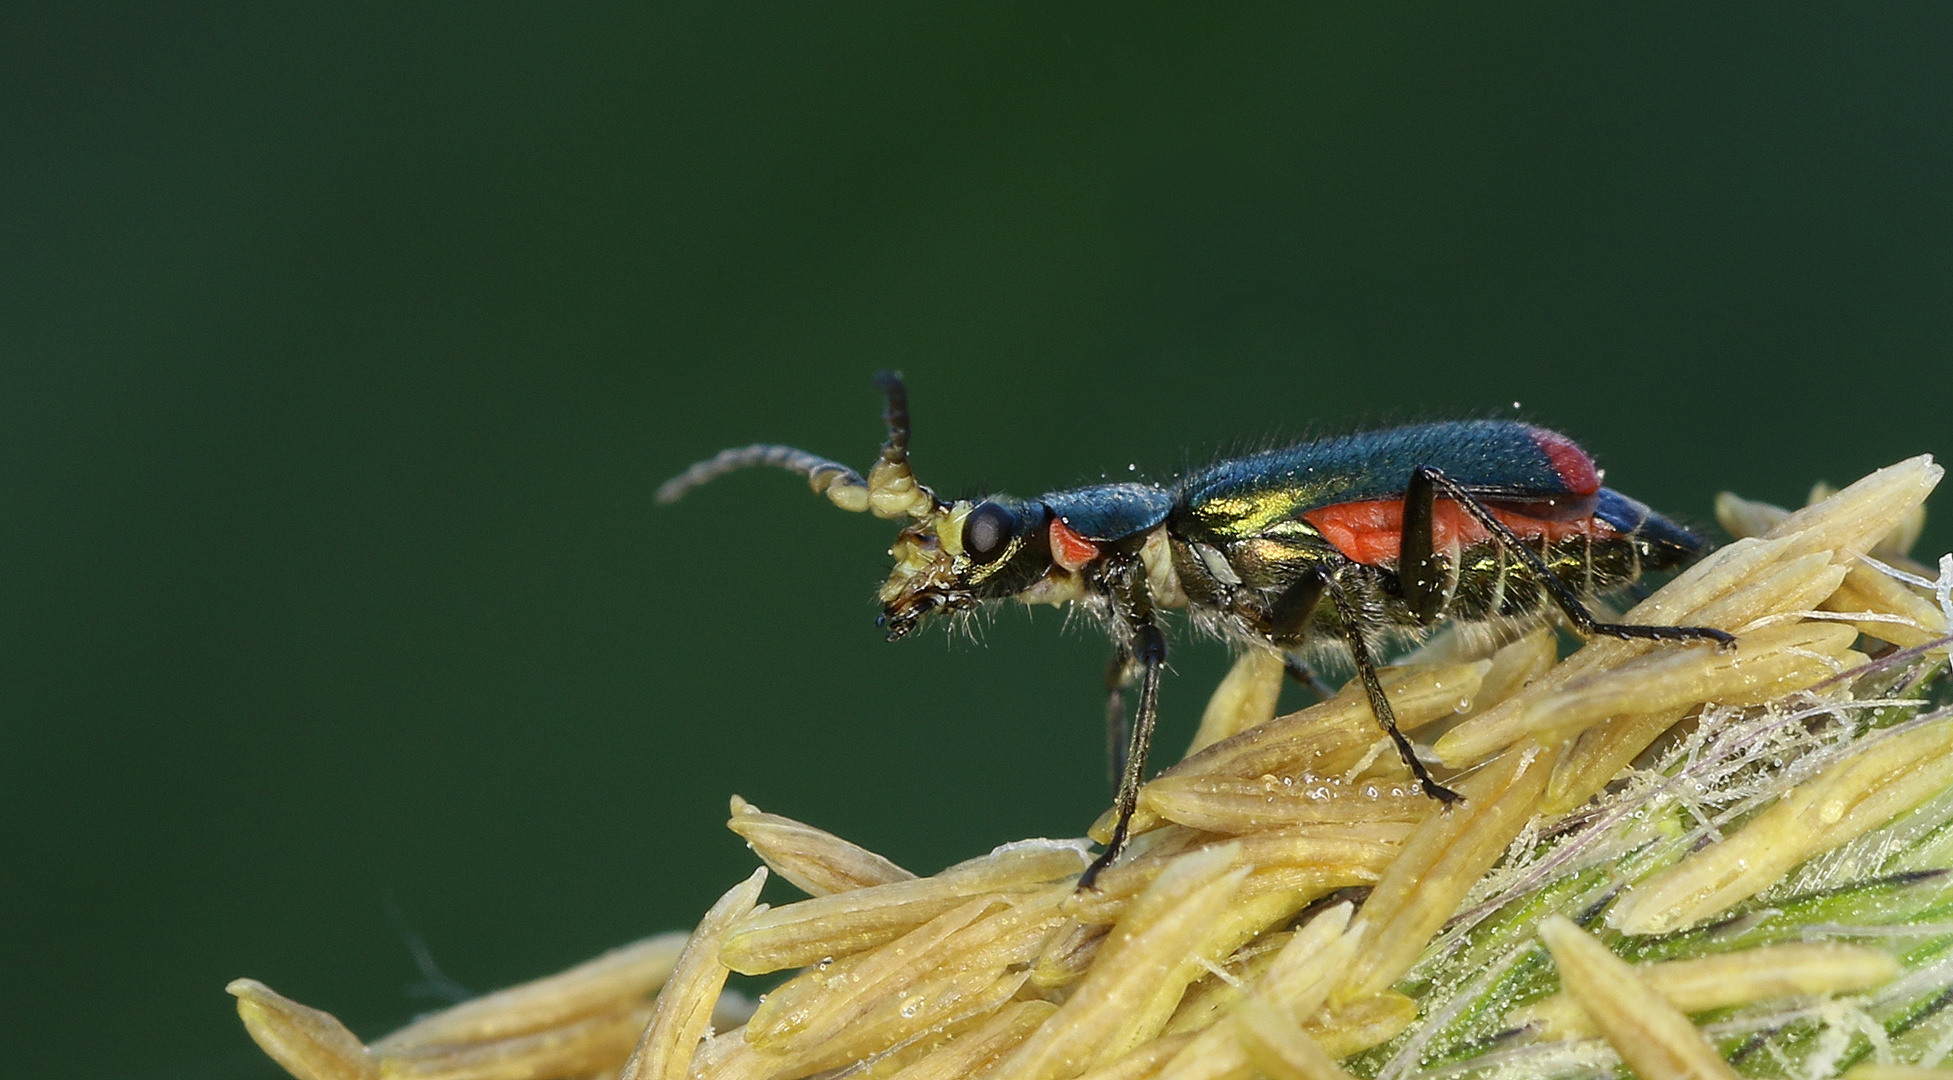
[658,373,1733,887]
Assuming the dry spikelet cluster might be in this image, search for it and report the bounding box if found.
[232,456,1953,1080]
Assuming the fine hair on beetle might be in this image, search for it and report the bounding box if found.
[658,372,1734,887]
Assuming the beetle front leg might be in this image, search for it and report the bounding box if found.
[1411,467,1734,649]
[1080,621,1165,890]
[1103,648,1133,789]
[1319,567,1462,804]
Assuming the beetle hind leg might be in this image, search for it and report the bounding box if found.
[1399,466,1455,624]
[1408,467,1734,650]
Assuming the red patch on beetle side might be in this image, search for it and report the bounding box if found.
[1529,428,1601,496]
[1302,498,1616,566]
[1048,517,1101,572]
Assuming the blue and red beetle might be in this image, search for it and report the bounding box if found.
[659,374,1731,885]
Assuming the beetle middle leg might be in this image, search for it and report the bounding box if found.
[1269,570,1337,700]
[1405,467,1735,648]
[1317,567,1463,804]
[1081,622,1165,890]
[1282,655,1337,700]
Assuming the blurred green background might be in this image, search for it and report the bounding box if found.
[5,3,1952,1074]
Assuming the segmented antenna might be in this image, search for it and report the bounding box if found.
[655,372,938,519]
[864,370,939,519]
[874,369,911,465]
[654,444,869,510]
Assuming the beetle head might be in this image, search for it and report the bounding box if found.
[658,373,1063,640]
[876,494,1054,640]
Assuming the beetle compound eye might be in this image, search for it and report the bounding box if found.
[962,501,1017,564]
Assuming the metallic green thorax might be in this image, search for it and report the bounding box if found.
[1180,483,1331,542]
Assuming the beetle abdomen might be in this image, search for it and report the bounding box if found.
[1407,491,1706,626]
[1301,497,1620,567]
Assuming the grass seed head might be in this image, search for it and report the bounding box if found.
[229,457,1953,1080]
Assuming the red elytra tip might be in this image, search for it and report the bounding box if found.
[1049,517,1101,572]
[1529,428,1601,496]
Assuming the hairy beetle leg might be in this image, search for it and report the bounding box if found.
[1589,621,1738,649]
[1411,466,1734,654]
[1320,567,1464,805]
[1103,649,1134,790]
[1080,623,1166,891]
[1282,655,1338,701]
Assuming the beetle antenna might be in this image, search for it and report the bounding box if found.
[875,370,913,464]
[864,371,940,520]
[655,373,943,517]
[655,444,871,511]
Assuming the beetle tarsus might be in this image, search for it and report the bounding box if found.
[1589,621,1737,648]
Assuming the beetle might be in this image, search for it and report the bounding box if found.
[658,373,1732,886]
